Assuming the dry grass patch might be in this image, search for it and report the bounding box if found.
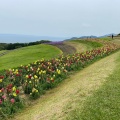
[64,41,89,53]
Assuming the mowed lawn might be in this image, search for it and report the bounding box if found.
[0,44,62,71]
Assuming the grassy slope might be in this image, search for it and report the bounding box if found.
[0,50,7,54]
[64,41,88,53]
[11,47,120,120]
[72,39,103,49]
[0,44,62,71]
[52,39,102,56]
[65,39,103,53]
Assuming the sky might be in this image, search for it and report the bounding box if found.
[0,0,120,37]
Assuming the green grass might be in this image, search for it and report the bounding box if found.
[71,39,103,50]
[0,50,7,54]
[99,37,112,41]
[0,44,62,71]
[66,50,120,120]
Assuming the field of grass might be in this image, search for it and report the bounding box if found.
[99,37,112,41]
[63,39,103,54]
[0,50,7,54]
[70,39,103,50]
[66,50,120,120]
[0,44,62,71]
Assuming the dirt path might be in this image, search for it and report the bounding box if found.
[11,50,120,120]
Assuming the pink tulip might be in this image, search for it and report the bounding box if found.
[2,95,6,99]
[10,98,15,104]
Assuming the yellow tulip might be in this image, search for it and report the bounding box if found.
[0,79,2,83]
[13,92,17,97]
[12,86,16,91]
[36,90,38,92]
[26,75,29,78]
[34,75,38,79]
[39,71,42,75]
[43,70,46,74]
[37,68,40,71]
[29,81,32,84]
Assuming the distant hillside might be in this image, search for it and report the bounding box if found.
[80,35,98,38]
[100,33,117,38]
[0,34,68,43]
[66,35,98,40]
[67,34,118,40]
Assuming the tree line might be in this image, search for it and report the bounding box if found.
[0,40,51,50]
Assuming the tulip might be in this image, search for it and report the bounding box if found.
[0,79,2,83]
[29,81,32,84]
[34,75,38,79]
[2,95,6,100]
[13,92,17,97]
[10,98,15,104]
[12,86,16,91]
[16,89,20,94]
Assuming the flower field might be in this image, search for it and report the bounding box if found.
[0,40,120,118]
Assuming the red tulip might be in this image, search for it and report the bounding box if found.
[16,89,20,94]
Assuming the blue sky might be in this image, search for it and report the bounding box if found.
[0,0,120,37]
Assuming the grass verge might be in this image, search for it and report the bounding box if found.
[66,50,120,120]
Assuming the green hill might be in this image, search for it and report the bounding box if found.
[0,44,62,71]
